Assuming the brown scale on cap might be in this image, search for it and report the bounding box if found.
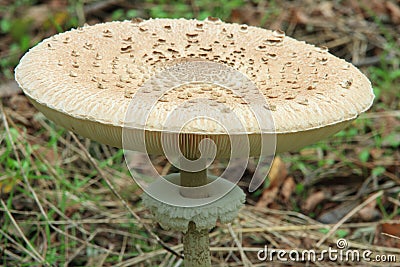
[83,42,93,50]
[15,18,374,153]
[102,29,113,38]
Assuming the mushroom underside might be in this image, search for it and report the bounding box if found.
[29,96,352,156]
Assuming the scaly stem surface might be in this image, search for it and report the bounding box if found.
[180,168,211,267]
[183,221,211,267]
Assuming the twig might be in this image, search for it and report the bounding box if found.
[0,244,25,263]
[115,244,183,267]
[381,232,400,240]
[353,54,397,67]
[234,220,400,233]
[316,190,383,247]
[0,227,43,264]
[359,110,400,119]
[14,217,152,226]
[118,235,128,262]
[211,247,263,252]
[227,224,251,267]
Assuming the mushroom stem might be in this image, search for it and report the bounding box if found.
[179,168,209,198]
[179,167,211,266]
[183,221,211,267]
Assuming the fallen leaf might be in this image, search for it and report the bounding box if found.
[299,147,317,157]
[255,156,287,208]
[267,156,287,188]
[375,218,400,248]
[302,191,326,212]
[281,176,296,202]
[369,148,384,159]
[255,186,279,208]
[357,199,381,221]
[381,221,400,237]
[386,1,400,24]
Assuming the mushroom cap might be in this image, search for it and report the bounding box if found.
[15,18,374,156]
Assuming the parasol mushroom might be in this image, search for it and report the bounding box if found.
[15,18,374,266]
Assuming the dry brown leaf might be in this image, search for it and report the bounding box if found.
[268,156,287,188]
[386,1,400,24]
[255,186,279,208]
[302,191,326,212]
[375,219,400,248]
[281,176,296,202]
[357,199,381,221]
[255,157,287,208]
[370,148,384,159]
[299,147,317,157]
[381,221,400,237]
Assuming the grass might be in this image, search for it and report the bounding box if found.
[0,108,171,265]
[1,0,400,266]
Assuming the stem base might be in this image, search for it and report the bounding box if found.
[183,221,211,267]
